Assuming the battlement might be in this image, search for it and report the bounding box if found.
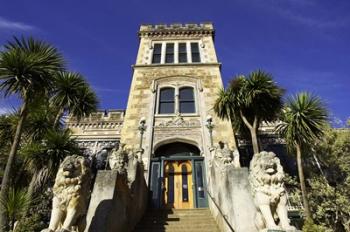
[65,109,125,123]
[138,22,214,37]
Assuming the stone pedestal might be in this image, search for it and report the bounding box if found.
[84,165,148,232]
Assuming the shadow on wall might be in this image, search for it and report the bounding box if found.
[87,164,148,232]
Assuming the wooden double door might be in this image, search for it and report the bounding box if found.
[164,160,193,209]
[149,157,208,209]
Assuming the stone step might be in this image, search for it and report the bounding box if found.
[133,208,220,232]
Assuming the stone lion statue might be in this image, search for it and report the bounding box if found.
[249,151,296,232]
[42,155,91,232]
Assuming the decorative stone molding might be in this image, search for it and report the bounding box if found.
[139,23,214,38]
[156,114,201,128]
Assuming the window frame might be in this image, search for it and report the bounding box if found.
[152,43,162,64]
[150,41,202,65]
[156,85,198,116]
[179,87,196,114]
[158,87,176,114]
[190,42,201,63]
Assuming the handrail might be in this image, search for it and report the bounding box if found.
[205,188,235,232]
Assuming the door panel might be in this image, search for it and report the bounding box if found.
[194,160,208,208]
[164,161,193,209]
[149,162,161,208]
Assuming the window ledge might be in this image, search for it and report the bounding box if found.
[132,62,221,68]
[155,113,200,118]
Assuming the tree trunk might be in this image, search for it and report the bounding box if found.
[250,127,259,154]
[296,143,312,220]
[240,111,260,154]
[0,100,29,232]
[53,108,64,128]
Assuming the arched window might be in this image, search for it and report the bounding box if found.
[179,87,195,113]
[159,87,175,114]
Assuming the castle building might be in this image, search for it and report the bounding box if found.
[66,23,301,232]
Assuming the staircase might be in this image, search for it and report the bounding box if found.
[133,208,220,232]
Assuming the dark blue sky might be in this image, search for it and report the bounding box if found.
[1,0,349,126]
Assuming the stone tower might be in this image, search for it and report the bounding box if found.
[120,23,237,209]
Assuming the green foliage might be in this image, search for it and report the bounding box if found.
[20,129,81,190]
[0,36,65,100]
[214,70,284,132]
[277,92,328,149]
[307,129,350,231]
[0,188,31,230]
[51,71,98,124]
[302,218,328,232]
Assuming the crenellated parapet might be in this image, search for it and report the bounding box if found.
[138,22,214,38]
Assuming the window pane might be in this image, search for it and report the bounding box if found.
[191,43,199,52]
[192,53,201,63]
[166,43,174,53]
[179,87,194,101]
[159,88,175,114]
[152,44,162,64]
[179,53,187,63]
[179,87,195,113]
[160,88,174,101]
[165,43,174,63]
[191,42,201,63]
[195,162,205,198]
[182,165,189,202]
[167,164,174,203]
[179,43,187,53]
[166,54,174,63]
[159,102,175,114]
[152,54,161,64]
[180,102,195,113]
[153,44,162,54]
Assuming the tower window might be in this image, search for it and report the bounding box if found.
[191,43,201,63]
[165,43,174,63]
[152,44,162,64]
[179,87,195,113]
[178,43,187,63]
[159,88,175,114]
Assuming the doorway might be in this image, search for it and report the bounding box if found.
[149,142,208,209]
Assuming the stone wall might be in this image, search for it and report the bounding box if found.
[208,164,257,232]
[84,164,148,232]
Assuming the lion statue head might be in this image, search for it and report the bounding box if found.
[53,155,91,210]
[249,151,285,198]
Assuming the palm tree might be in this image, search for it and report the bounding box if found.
[276,92,328,220]
[0,37,64,230]
[214,70,284,154]
[20,129,80,205]
[51,71,96,127]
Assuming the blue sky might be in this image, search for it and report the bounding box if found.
[0,0,349,126]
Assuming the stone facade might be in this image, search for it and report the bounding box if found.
[65,110,124,155]
[120,23,236,179]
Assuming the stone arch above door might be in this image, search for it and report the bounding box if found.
[153,137,202,157]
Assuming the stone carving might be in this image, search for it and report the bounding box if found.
[157,114,200,128]
[41,155,91,232]
[108,144,140,187]
[249,151,296,232]
[212,142,240,168]
[108,144,128,174]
